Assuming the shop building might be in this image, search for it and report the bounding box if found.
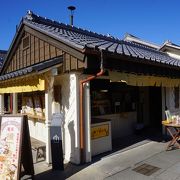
[0,11,180,164]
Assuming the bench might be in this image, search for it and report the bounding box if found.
[31,137,46,163]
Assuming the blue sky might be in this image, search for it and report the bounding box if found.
[1,0,180,50]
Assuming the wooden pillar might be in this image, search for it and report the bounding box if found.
[10,94,13,113]
[84,82,91,163]
[45,76,54,164]
[0,94,4,114]
[162,87,166,135]
[13,93,18,114]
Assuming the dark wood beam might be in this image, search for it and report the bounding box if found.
[104,57,180,78]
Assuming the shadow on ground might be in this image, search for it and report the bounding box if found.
[33,128,168,180]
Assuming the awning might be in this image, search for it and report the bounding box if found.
[109,71,180,87]
[0,78,45,93]
[0,56,63,93]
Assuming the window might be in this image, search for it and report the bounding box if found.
[90,79,138,116]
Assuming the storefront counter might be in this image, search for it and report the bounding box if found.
[91,119,112,156]
[94,112,137,139]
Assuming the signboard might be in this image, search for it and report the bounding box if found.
[91,124,109,139]
[50,113,64,170]
[0,116,22,180]
[0,115,34,179]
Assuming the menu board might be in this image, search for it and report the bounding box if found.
[0,116,22,180]
[0,115,34,179]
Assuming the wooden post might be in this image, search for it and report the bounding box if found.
[0,94,4,114]
[45,76,54,164]
[13,93,18,114]
[84,82,91,163]
[10,94,13,113]
[45,91,52,164]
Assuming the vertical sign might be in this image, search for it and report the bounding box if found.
[50,113,64,170]
[0,116,22,180]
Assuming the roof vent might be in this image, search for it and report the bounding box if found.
[23,35,30,49]
[67,6,76,26]
[26,10,33,20]
[164,40,172,45]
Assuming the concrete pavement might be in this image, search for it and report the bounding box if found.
[31,141,180,180]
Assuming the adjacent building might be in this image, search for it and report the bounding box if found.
[0,50,7,69]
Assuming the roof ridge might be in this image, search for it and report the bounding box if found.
[124,40,166,55]
[124,33,160,49]
[0,50,7,53]
[24,10,122,44]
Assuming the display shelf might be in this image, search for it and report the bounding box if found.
[92,100,111,115]
[22,113,46,121]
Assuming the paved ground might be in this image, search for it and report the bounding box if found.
[26,140,180,180]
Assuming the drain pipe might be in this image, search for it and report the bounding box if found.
[79,50,104,163]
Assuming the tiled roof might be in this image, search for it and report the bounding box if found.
[160,40,180,51]
[124,33,160,50]
[0,50,7,68]
[22,11,180,68]
[0,56,62,81]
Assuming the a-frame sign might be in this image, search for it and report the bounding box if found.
[0,115,34,179]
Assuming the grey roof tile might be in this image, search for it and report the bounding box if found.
[125,45,138,58]
[122,44,131,56]
[131,47,144,59]
[7,11,180,69]
[116,44,123,54]
[107,43,118,52]
[97,42,114,50]
[0,56,63,81]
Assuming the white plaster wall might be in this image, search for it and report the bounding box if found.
[167,52,180,60]
[55,73,80,164]
[28,120,46,142]
[166,87,180,116]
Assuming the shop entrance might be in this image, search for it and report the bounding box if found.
[90,79,163,158]
[149,87,162,128]
[90,79,139,157]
